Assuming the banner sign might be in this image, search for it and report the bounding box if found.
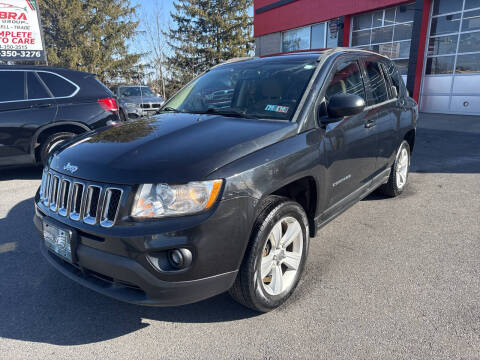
[0,0,46,61]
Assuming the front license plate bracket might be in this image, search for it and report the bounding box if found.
[43,220,77,263]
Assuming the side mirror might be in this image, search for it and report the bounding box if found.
[325,93,366,120]
[391,86,398,98]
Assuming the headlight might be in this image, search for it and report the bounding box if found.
[131,180,223,218]
[125,103,138,109]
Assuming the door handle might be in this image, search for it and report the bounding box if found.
[31,103,52,109]
[364,119,376,128]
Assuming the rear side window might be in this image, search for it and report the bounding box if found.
[38,72,77,98]
[364,61,389,105]
[384,61,403,97]
[325,61,366,102]
[94,77,114,96]
[27,72,51,100]
[0,71,25,102]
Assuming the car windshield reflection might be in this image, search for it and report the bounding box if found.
[162,58,318,121]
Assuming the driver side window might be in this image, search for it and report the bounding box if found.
[325,61,366,102]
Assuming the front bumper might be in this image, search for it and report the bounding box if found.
[34,196,256,306]
[125,106,159,118]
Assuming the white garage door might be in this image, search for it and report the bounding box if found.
[421,0,480,114]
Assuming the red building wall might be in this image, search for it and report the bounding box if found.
[254,0,410,37]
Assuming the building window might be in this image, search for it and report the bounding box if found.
[311,23,326,49]
[426,0,480,75]
[350,3,415,76]
[282,19,340,53]
[282,27,311,52]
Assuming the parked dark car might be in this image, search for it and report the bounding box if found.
[34,49,417,312]
[111,85,164,120]
[0,66,121,167]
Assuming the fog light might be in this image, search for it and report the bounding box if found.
[167,248,192,269]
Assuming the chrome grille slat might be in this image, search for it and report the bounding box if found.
[40,170,48,201]
[58,179,72,217]
[69,182,85,221]
[43,173,52,206]
[83,185,102,225]
[49,176,60,211]
[41,169,124,228]
[100,188,123,228]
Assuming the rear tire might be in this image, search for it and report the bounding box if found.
[119,107,128,122]
[378,140,411,197]
[39,132,77,165]
[229,196,309,312]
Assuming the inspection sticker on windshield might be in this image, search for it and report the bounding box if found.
[265,105,290,113]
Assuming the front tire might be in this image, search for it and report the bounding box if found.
[378,140,411,197]
[229,196,309,312]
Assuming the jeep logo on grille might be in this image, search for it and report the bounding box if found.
[63,163,78,174]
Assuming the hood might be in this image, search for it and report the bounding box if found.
[121,96,163,104]
[50,113,296,184]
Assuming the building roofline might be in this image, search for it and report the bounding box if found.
[259,47,391,60]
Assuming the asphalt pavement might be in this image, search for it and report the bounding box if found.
[0,113,479,359]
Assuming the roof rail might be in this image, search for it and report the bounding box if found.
[260,48,330,58]
[211,57,253,69]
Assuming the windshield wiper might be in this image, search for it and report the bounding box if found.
[161,106,180,113]
[196,108,258,119]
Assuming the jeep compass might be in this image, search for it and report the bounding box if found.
[34,49,417,312]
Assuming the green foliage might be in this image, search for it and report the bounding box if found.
[165,0,253,96]
[40,0,143,85]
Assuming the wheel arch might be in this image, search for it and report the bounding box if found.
[32,122,91,163]
[263,176,318,238]
[404,128,416,153]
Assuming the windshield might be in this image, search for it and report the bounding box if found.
[163,58,318,120]
[119,86,156,98]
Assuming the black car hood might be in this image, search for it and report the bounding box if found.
[50,113,296,184]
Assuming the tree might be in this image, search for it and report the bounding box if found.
[40,0,143,85]
[165,0,253,96]
[140,2,171,99]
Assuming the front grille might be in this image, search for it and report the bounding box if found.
[140,103,161,109]
[40,169,124,228]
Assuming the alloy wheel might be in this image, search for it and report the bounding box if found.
[396,147,409,189]
[260,216,304,296]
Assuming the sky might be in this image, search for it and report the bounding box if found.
[132,0,176,22]
[130,0,176,55]
[132,0,176,33]
[130,0,254,55]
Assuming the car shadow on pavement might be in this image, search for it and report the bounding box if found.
[0,166,42,181]
[364,124,480,202]
[410,127,480,174]
[0,198,259,346]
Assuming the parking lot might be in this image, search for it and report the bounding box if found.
[0,113,479,359]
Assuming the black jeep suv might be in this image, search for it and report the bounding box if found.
[34,49,417,312]
[0,66,120,168]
